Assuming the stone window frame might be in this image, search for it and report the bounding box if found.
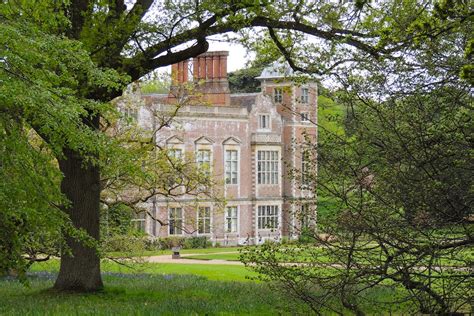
[301,149,311,189]
[166,136,185,161]
[168,148,183,160]
[258,113,271,131]
[197,206,212,235]
[301,87,309,103]
[300,112,310,122]
[196,149,212,174]
[131,211,146,232]
[274,87,283,103]
[223,137,241,186]
[195,136,214,176]
[257,205,279,230]
[257,150,279,185]
[224,149,239,185]
[168,207,184,236]
[224,206,239,233]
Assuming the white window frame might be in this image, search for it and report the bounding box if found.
[225,206,238,233]
[274,88,283,103]
[168,207,183,235]
[225,149,239,185]
[257,150,279,185]
[258,114,271,130]
[197,207,211,235]
[301,87,309,103]
[258,205,279,229]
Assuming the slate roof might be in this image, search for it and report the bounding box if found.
[255,61,294,79]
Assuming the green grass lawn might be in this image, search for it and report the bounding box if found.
[183,253,241,261]
[108,246,243,258]
[184,247,335,263]
[0,273,306,315]
[31,259,256,282]
[4,244,468,315]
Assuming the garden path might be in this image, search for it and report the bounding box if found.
[144,251,243,265]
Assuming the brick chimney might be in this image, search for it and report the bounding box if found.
[170,60,189,85]
[169,51,230,106]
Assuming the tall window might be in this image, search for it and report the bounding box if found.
[225,206,238,233]
[302,151,310,187]
[257,150,279,184]
[196,149,211,173]
[274,88,283,103]
[301,88,309,103]
[197,207,211,234]
[258,114,270,130]
[225,150,238,184]
[169,207,183,235]
[258,205,279,229]
[132,211,146,232]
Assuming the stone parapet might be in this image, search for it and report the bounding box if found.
[251,133,282,145]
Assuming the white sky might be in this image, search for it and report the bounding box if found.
[157,40,251,76]
[207,40,251,72]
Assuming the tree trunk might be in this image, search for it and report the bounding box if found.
[54,148,103,292]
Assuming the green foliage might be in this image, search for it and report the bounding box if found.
[317,95,346,136]
[244,1,473,314]
[139,79,171,94]
[228,65,265,93]
[0,15,125,281]
[183,236,212,249]
[101,235,213,253]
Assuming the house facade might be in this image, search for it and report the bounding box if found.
[132,51,317,245]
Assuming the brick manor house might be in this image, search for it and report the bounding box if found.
[128,51,317,245]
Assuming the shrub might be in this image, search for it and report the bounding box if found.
[183,236,211,249]
[158,237,186,249]
[102,234,147,253]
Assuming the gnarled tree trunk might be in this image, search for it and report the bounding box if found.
[54,148,103,292]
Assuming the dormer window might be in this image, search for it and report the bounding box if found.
[274,88,283,103]
[301,88,309,103]
[258,114,270,130]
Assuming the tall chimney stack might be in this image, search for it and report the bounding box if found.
[192,51,230,106]
[169,51,230,106]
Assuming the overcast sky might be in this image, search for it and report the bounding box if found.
[207,40,252,72]
[157,38,251,76]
